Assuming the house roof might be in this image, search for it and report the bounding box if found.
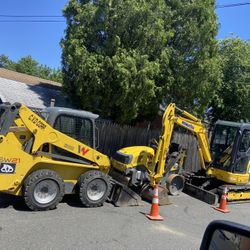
[0,68,72,109]
[0,68,62,88]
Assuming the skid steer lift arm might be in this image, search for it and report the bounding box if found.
[15,104,110,169]
[1,103,110,169]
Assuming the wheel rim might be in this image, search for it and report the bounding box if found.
[86,178,107,201]
[34,180,59,204]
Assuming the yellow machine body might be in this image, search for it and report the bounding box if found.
[0,104,110,196]
[111,146,154,172]
[112,103,250,204]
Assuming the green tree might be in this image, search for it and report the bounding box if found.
[61,0,220,123]
[15,56,39,76]
[0,54,16,70]
[211,38,250,122]
[164,0,221,115]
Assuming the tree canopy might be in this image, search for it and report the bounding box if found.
[61,0,220,124]
[0,55,63,83]
[210,38,250,122]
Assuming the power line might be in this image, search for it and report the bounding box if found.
[0,20,65,23]
[0,14,65,23]
[0,1,249,24]
[0,15,63,18]
[216,2,250,8]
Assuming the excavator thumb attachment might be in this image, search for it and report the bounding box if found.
[109,179,144,207]
[140,185,172,206]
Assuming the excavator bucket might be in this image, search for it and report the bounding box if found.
[140,185,172,205]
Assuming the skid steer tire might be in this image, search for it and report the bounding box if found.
[23,169,64,211]
[78,170,111,208]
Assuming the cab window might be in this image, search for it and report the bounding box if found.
[239,130,250,152]
[211,125,238,154]
[54,115,93,147]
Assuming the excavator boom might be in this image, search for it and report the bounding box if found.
[149,103,212,186]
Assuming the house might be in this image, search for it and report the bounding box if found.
[0,68,72,108]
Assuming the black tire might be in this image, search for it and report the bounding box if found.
[78,170,111,207]
[23,169,64,211]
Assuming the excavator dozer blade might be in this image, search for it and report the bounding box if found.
[109,179,144,207]
[183,183,219,205]
[140,185,172,206]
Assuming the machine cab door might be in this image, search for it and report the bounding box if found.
[210,123,239,171]
[233,129,250,176]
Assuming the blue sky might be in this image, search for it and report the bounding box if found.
[0,0,249,69]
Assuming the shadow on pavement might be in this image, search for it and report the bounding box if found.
[0,193,105,212]
[0,193,30,211]
[61,194,84,208]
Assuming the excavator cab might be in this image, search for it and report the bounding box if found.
[209,120,250,184]
[185,120,250,205]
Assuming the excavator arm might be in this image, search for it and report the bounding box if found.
[149,103,212,186]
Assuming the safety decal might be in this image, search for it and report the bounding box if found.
[78,145,90,156]
[0,163,16,174]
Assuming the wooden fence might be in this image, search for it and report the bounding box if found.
[32,106,201,172]
[96,121,201,172]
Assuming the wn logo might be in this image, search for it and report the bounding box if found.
[78,145,90,156]
[0,163,16,174]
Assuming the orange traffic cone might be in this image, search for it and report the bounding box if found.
[213,186,230,213]
[146,184,164,221]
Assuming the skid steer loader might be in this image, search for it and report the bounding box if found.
[0,102,139,211]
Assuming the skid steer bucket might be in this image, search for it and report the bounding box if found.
[109,179,144,207]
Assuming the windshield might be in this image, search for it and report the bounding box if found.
[210,125,239,167]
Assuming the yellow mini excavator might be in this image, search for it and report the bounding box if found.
[111,103,250,205]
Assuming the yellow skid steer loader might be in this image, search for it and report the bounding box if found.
[0,103,120,210]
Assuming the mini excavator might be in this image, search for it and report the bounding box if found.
[111,103,250,205]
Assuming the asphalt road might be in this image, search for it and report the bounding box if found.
[0,193,249,250]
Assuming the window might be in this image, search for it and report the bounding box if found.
[239,130,250,152]
[54,115,93,147]
[210,125,239,168]
[213,126,238,146]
